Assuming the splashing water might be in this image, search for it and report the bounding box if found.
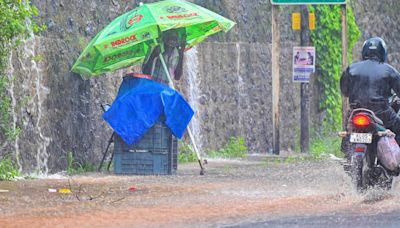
[236,43,245,128]
[185,47,203,153]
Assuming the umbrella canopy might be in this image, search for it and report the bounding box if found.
[71,0,236,78]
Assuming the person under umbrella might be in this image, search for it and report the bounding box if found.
[72,0,236,174]
[142,29,186,84]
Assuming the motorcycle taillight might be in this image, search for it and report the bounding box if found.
[352,114,371,127]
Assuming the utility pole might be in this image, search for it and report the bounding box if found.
[271,0,346,154]
[341,4,348,128]
[272,5,281,155]
[300,5,310,153]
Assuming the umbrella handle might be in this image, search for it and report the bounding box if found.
[159,53,175,89]
[159,54,205,175]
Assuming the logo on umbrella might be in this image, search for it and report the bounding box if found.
[121,10,143,31]
[165,6,187,14]
[127,14,143,27]
[111,35,138,47]
[103,49,135,63]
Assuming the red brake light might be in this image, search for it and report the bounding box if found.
[355,147,366,152]
[352,114,371,127]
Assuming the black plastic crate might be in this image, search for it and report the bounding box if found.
[113,121,178,175]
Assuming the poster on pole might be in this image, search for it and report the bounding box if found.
[293,46,315,83]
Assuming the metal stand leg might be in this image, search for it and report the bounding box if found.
[159,54,205,175]
[98,132,115,172]
[107,148,115,172]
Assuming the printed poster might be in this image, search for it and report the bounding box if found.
[293,46,315,83]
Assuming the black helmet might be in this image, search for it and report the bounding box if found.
[361,37,387,62]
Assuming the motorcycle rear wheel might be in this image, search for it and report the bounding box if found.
[351,154,366,192]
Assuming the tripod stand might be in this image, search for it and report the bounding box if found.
[98,104,116,172]
[98,132,115,172]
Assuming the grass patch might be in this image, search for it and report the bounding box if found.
[260,155,310,166]
[178,141,198,164]
[310,135,343,159]
[208,137,248,159]
[31,54,44,62]
[67,152,96,175]
[285,155,298,164]
[0,157,20,181]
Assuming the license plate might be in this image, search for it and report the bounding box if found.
[350,133,372,144]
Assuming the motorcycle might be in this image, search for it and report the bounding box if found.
[339,97,400,192]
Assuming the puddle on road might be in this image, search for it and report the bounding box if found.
[2,159,400,222]
[210,159,400,215]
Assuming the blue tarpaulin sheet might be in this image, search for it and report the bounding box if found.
[103,77,194,145]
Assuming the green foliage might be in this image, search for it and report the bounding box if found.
[0,1,44,144]
[178,141,198,163]
[310,135,343,159]
[0,0,42,45]
[309,4,361,131]
[0,157,20,181]
[31,54,44,62]
[66,152,96,175]
[280,155,296,164]
[0,76,21,140]
[208,137,248,159]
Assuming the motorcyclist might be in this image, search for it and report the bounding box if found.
[340,37,400,145]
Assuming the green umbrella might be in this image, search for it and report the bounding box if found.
[71,0,236,78]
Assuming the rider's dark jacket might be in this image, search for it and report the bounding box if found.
[340,58,400,131]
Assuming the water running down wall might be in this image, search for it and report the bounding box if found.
[3,0,399,172]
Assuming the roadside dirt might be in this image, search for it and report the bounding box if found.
[1,157,399,227]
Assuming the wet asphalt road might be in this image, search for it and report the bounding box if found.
[2,156,400,227]
[228,210,400,228]
[220,156,400,228]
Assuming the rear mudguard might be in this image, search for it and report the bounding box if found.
[350,149,366,191]
[351,143,394,191]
